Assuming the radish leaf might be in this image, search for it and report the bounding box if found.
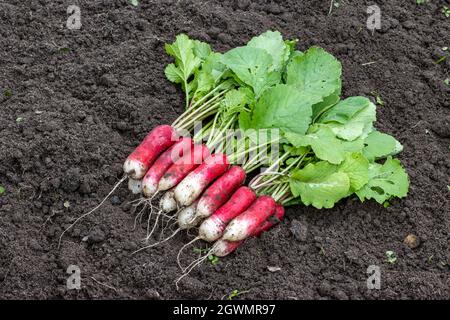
[290,161,350,209]
[250,84,320,135]
[286,47,342,101]
[363,131,403,161]
[338,153,369,192]
[319,97,376,141]
[285,125,346,164]
[247,30,292,72]
[222,46,281,97]
[356,157,409,204]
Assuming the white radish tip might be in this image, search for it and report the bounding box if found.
[223,219,252,242]
[160,191,177,213]
[142,181,157,198]
[123,159,147,180]
[174,174,201,207]
[128,179,142,194]
[199,218,223,243]
[178,204,200,229]
[196,200,212,219]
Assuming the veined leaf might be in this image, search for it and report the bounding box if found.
[338,153,369,192]
[250,84,320,135]
[222,46,281,97]
[164,34,202,98]
[356,157,409,204]
[247,30,291,71]
[290,161,350,209]
[319,96,376,141]
[285,125,346,164]
[363,131,403,161]
[286,46,342,99]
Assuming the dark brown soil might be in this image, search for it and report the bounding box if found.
[0,0,449,300]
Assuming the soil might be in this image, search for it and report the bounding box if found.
[0,0,449,300]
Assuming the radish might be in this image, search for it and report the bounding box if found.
[212,204,285,257]
[174,153,230,207]
[176,186,256,269]
[158,144,210,191]
[197,186,256,242]
[253,204,285,237]
[160,190,177,213]
[123,125,178,180]
[128,178,142,195]
[142,137,193,197]
[196,166,246,219]
[176,203,284,286]
[212,239,243,257]
[222,195,276,242]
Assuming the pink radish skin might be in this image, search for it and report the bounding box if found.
[253,204,285,237]
[198,187,256,242]
[214,204,285,257]
[142,137,193,197]
[174,153,230,207]
[196,166,246,219]
[222,195,276,242]
[158,145,210,191]
[123,125,178,179]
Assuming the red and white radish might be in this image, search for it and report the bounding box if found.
[158,144,210,191]
[142,137,193,197]
[160,189,177,213]
[197,186,256,242]
[196,166,246,219]
[253,203,285,237]
[222,195,276,242]
[123,125,178,180]
[174,153,230,207]
[128,178,142,195]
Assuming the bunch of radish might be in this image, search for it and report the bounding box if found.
[59,30,409,283]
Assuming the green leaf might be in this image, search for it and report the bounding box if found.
[0,185,5,195]
[285,126,346,164]
[247,30,291,71]
[164,63,184,83]
[286,46,342,99]
[165,34,201,94]
[356,157,409,204]
[290,162,350,209]
[193,40,212,60]
[250,84,319,135]
[319,96,376,141]
[222,46,281,97]
[363,131,403,161]
[342,138,365,153]
[338,153,369,192]
[312,93,340,121]
[129,0,138,6]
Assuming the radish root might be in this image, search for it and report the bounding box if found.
[58,176,127,249]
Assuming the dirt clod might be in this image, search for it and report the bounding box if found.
[404,234,421,249]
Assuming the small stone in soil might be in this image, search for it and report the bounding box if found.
[289,220,308,242]
[87,227,106,243]
[267,266,281,272]
[145,289,161,300]
[110,195,122,205]
[404,234,420,249]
